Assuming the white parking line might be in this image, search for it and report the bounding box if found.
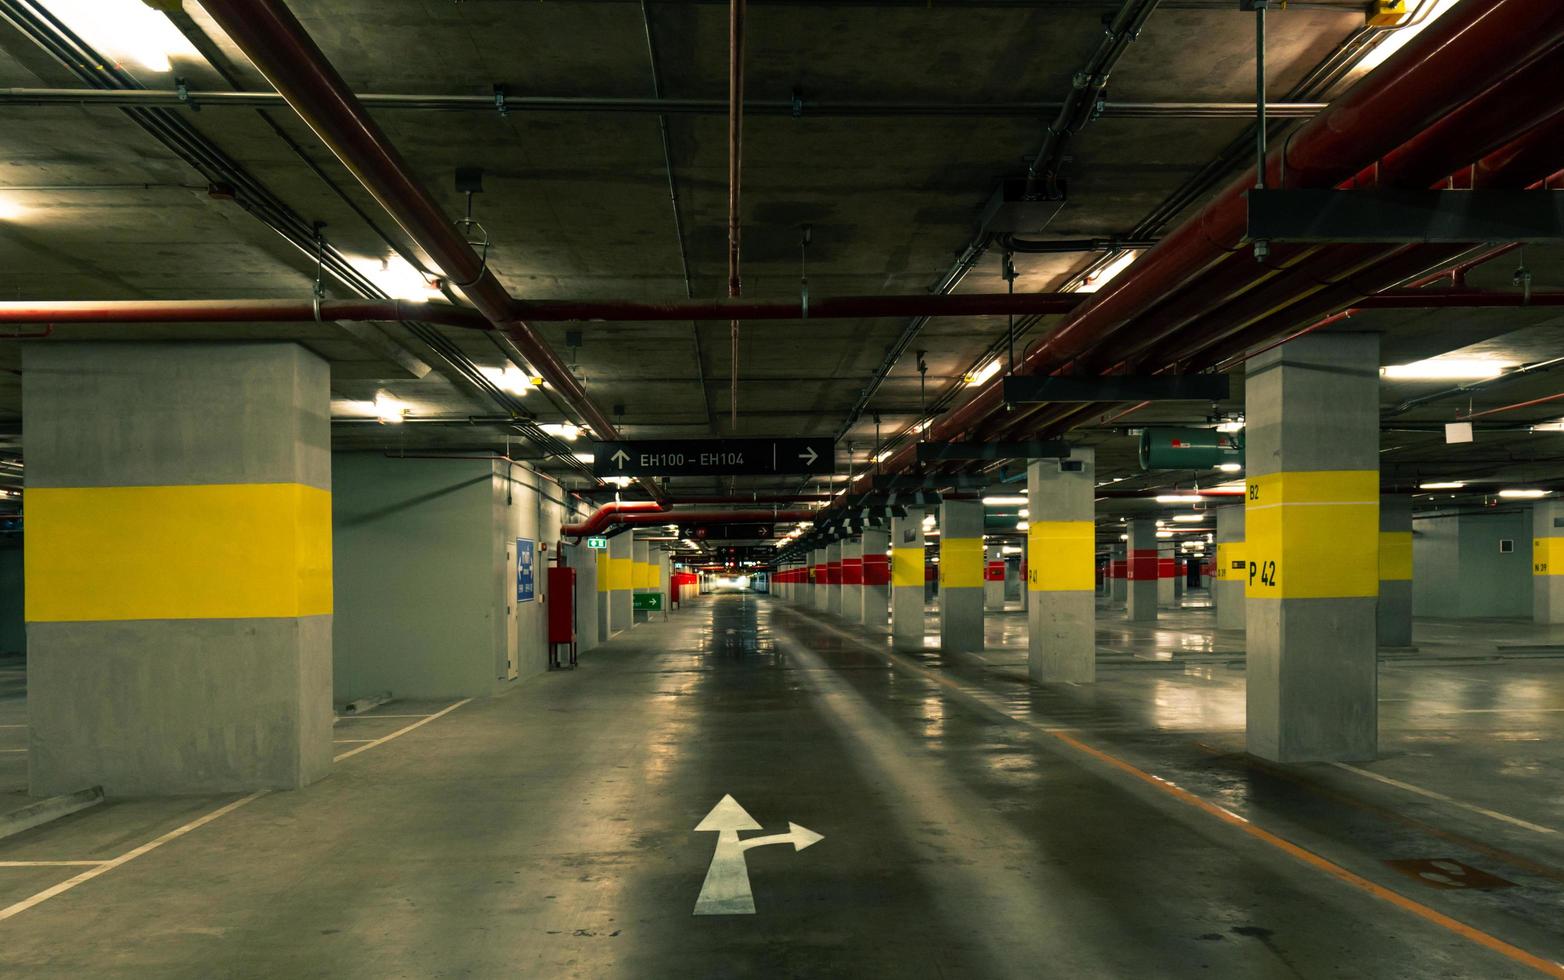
[333,700,471,762]
[0,861,108,868]
[0,698,472,922]
[1332,763,1557,835]
[332,739,376,744]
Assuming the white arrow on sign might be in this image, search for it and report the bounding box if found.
[798,446,819,467]
[611,449,630,469]
[693,794,823,915]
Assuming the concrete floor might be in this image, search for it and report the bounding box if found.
[0,595,1561,977]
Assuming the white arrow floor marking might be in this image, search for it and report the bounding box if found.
[693,794,823,915]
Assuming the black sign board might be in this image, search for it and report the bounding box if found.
[593,438,835,477]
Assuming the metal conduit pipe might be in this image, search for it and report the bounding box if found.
[857,0,1564,486]
[727,0,746,428]
[195,0,654,497]
[566,509,817,539]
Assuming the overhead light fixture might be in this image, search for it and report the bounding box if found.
[373,391,406,425]
[603,475,632,488]
[1118,533,1127,541]
[1356,0,1463,72]
[1217,463,1243,473]
[1071,249,1141,294]
[1171,514,1204,523]
[1016,520,1029,531]
[1018,508,1029,518]
[1154,494,1202,504]
[0,195,26,222]
[352,254,442,302]
[1381,358,1512,380]
[874,449,892,462]
[1418,481,1465,490]
[1531,420,1564,433]
[1498,489,1549,499]
[1214,418,1245,434]
[572,452,594,463]
[1001,545,1022,555]
[1155,530,1174,538]
[965,359,1002,387]
[922,513,936,527]
[981,495,1027,506]
[40,0,201,73]
[540,422,580,441]
[480,363,532,395]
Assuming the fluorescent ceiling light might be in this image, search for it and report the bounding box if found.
[1214,418,1245,434]
[350,254,442,302]
[1532,421,1564,433]
[479,364,532,395]
[374,391,406,425]
[922,513,936,527]
[41,0,200,73]
[572,452,594,463]
[541,422,580,441]
[1498,489,1548,499]
[1418,481,1465,490]
[1217,463,1243,473]
[1356,0,1463,73]
[1381,358,1512,380]
[982,495,1027,506]
[1171,514,1204,523]
[1072,249,1141,294]
[603,475,632,488]
[1019,508,1029,518]
[1016,521,1029,531]
[965,359,1002,387]
[1155,494,1202,504]
[1155,530,1174,538]
[1001,545,1022,555]
[874,449,892,462]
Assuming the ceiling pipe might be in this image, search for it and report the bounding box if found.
[727,0,746,429]
[0,87,1330,118]
[194,0,655,497]
[857,0,1564,492]
[561,501,667,537]
[566,508,816,539]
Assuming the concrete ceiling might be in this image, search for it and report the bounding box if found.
[0,0,1561,533]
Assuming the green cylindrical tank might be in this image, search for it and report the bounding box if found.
[1138,427,1244,470]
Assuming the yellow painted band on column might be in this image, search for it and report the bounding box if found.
[635,561,657,589]
[1379,531,1413,581]
[1533,537,1564,576]
[1215,541,1246,581]
[939,537,984,589]
[26,482,331,622]
[609,556,633,590]
[891,547,922,588]
[596,551,610,592]
[1245,470,1378,599]
[1027,521,1094,591]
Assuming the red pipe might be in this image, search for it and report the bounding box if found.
[196,0,640,489]
[603,509,816,531]
[1461,392,1564,421]
[561,501,666,537]
[0,292,1085,326]
[861,0,1564,489]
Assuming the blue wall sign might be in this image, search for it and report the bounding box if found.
[516,537,536,603]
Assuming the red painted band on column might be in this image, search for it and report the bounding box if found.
[1128,549,1159,580]
[1111,559,1127,579]
[862,554,890,586]
[827,560,842,585]
[841,557,864,585]
[1158,558,1176,579]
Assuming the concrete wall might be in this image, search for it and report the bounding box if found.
[335,455,580,701]
[1413,509,1533,619]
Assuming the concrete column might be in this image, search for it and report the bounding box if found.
[1378,496,1413,646]
[596,548,611,640]
[608,532,633,633]
[891,509,925,647]
[938,500,985,653]
[1111,544,1127,605]
[571,543,600,652]
[1027,451,1096,683]
[632,539,653,622]
[827,541,843,616]
[813,547,830,612]
[1126,520,1159,621]
[1158,550,1175,607]
[842,537,864,622]
[1214,505,1246,631]
[984,544,1006,611]
[658,551,672,614]
[23,343,331,795]
[861,528,890,632]
[1534,499,1564,622]
[1245,332,1380,763]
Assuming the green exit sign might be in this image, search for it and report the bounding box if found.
[586,536,608,550]
[633,593,664,611]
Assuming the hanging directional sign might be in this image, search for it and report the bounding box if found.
[592,438,835,478]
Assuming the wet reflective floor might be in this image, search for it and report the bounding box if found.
[0,594,1561,977]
